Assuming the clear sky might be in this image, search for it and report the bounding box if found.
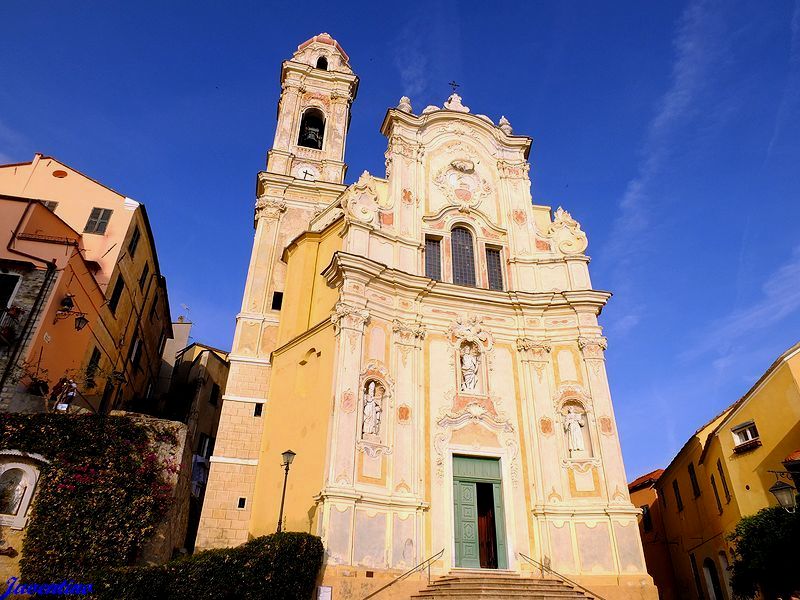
[2,1,799,479]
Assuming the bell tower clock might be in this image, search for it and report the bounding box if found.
[267,32,359,184]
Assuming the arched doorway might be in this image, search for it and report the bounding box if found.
[703,557,725,600]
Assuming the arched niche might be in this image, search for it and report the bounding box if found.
[559,399,594,459]
[0,458,42,529]
[360,378,387,443]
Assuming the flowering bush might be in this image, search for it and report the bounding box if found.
[0,413,177,581]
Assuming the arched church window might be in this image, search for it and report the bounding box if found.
[451,226,476,286]
[316,56,328,70]
[298,108,325,150]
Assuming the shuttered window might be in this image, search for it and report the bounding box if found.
[451,227,476,286]
[128,226,141,257]
[425,237,442,281]
[108,277,124,315]
[84,208,113,234]
[138,263,150,290]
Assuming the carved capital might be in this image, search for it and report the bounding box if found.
[254,197,287,221]
[578,336,608,360]
[392,319,426,345]
[331,302,369,335]
[516,337,552,361]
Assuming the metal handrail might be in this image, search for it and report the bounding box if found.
[518,552,607,600]
[362,548,444,600]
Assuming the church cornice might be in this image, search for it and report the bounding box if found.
[321,251,611,311]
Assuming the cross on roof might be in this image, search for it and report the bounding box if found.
[448,80,460,93]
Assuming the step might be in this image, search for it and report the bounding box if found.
[411,574,594,600]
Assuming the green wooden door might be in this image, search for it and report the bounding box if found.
[453,480,480,568]
[453,456,508,569]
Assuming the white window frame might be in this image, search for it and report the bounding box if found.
[0,461,40,529]
[0,273,23,310]
[732,421,759,446]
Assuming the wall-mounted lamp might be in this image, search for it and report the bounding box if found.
[53,293,89,331]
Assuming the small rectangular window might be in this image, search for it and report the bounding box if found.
[486,247,504,291]
[129,335,143,370]
[425,237,442,281]
[271,291,284,311]
[197,433,211,457]
[86,347,102,386]
[138,263,150,290]
[717,459,731,503]
[128,226,141,258]
[42,201,58,212]
[209,383,220,406]
[149,294,159,322]
[711,475,723,515]
[84,208,113,234]
[641,505,653,532]
[688,462,701,498]
[108,276,125,315]
[0,274,21,309]
[732,421,760,445]
[237,497,246,509]
[673,479,684,512]
[254,403,263,417]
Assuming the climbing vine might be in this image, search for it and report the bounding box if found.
[0,413,178,581]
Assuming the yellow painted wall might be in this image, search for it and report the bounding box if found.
[249,222,343,536]
[656,344,800,599]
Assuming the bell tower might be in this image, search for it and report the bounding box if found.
[195,33,357,551]
[267,32,359,184]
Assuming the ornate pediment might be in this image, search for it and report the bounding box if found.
[447,315,494,352]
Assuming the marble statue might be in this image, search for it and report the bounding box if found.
[460,345,480,392]
[362,381,382,437]
[564,407,586,453]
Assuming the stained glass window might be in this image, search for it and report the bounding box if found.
[451,227,476,286]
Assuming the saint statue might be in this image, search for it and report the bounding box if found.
[362,381,382,437]
[460,344,480,392]
[564,407,586,453]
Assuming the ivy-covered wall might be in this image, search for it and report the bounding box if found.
[0,413,190,582]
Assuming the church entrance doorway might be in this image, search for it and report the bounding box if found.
[452,456,507,569]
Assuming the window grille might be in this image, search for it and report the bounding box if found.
[486,247,503,290]
[425,237,442,281]
[451,227,476,286]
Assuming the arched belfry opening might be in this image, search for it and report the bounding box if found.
[298,108,325,150]
[316,56,328,70]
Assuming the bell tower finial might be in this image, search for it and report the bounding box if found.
[266,34,358,184]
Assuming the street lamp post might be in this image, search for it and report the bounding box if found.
[276,449,296,533]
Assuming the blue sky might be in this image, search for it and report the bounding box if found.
[2,1,799,478]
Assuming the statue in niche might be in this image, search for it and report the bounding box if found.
[564,407,586,453]
[362,381,382,437]
[460,343,480,392]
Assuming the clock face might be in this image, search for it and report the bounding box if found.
[294,164,319,181]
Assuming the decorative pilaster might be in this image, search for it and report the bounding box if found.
[331,302,370,335]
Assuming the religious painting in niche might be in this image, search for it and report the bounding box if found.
[0,468,26,515]
[561,402,593,458]
[361,380,386,442]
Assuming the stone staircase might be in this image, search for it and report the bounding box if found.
[410,570,596,600]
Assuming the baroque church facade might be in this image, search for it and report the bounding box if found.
[197,33,656,599]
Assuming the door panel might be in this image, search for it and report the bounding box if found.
[453,480,480,568]
[492,482,508,569]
